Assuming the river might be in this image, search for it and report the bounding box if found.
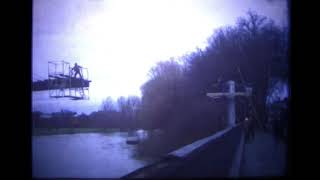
[32,131,154,178]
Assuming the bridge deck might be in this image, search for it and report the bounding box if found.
[240,131,287,177]
[123,124,288,178]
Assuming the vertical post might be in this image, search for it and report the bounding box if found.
[87,68,89,81]
[227,80,236,127]
[69,63,71,96]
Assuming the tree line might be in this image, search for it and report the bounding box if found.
[32,95,141,130]
[138,10,289,145]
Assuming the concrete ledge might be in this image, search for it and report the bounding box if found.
[167,126,233,159]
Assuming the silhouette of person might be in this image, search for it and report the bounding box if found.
[71,63,83,79]
[245,103,255,143]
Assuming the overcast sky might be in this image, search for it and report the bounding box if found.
[32,0,288,114]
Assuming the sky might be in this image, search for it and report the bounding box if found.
[32,0,288,114]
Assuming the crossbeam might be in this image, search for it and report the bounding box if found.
[207,80,252,127]
[206,92,250,99]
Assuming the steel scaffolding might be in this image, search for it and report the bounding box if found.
[47,61,91,100]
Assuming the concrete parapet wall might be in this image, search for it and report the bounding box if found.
[122,123,245,178]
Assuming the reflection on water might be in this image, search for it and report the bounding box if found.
[32,131,155,178]
[131,129,149,140]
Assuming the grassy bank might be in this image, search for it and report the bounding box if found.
[32,128,120,136]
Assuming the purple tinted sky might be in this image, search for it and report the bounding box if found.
[32,0,288,114]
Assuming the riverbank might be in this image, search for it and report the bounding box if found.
[32,128,120,136]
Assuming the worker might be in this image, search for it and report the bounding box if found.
[71,63,83,79]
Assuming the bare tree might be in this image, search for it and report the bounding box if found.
[101,96,116,112]
[116,96,141,129]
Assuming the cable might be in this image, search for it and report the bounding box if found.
[237,66,262,130]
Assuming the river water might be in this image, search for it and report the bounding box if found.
[32,131,154,178]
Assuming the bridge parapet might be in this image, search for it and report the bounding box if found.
[122,123,246,178]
